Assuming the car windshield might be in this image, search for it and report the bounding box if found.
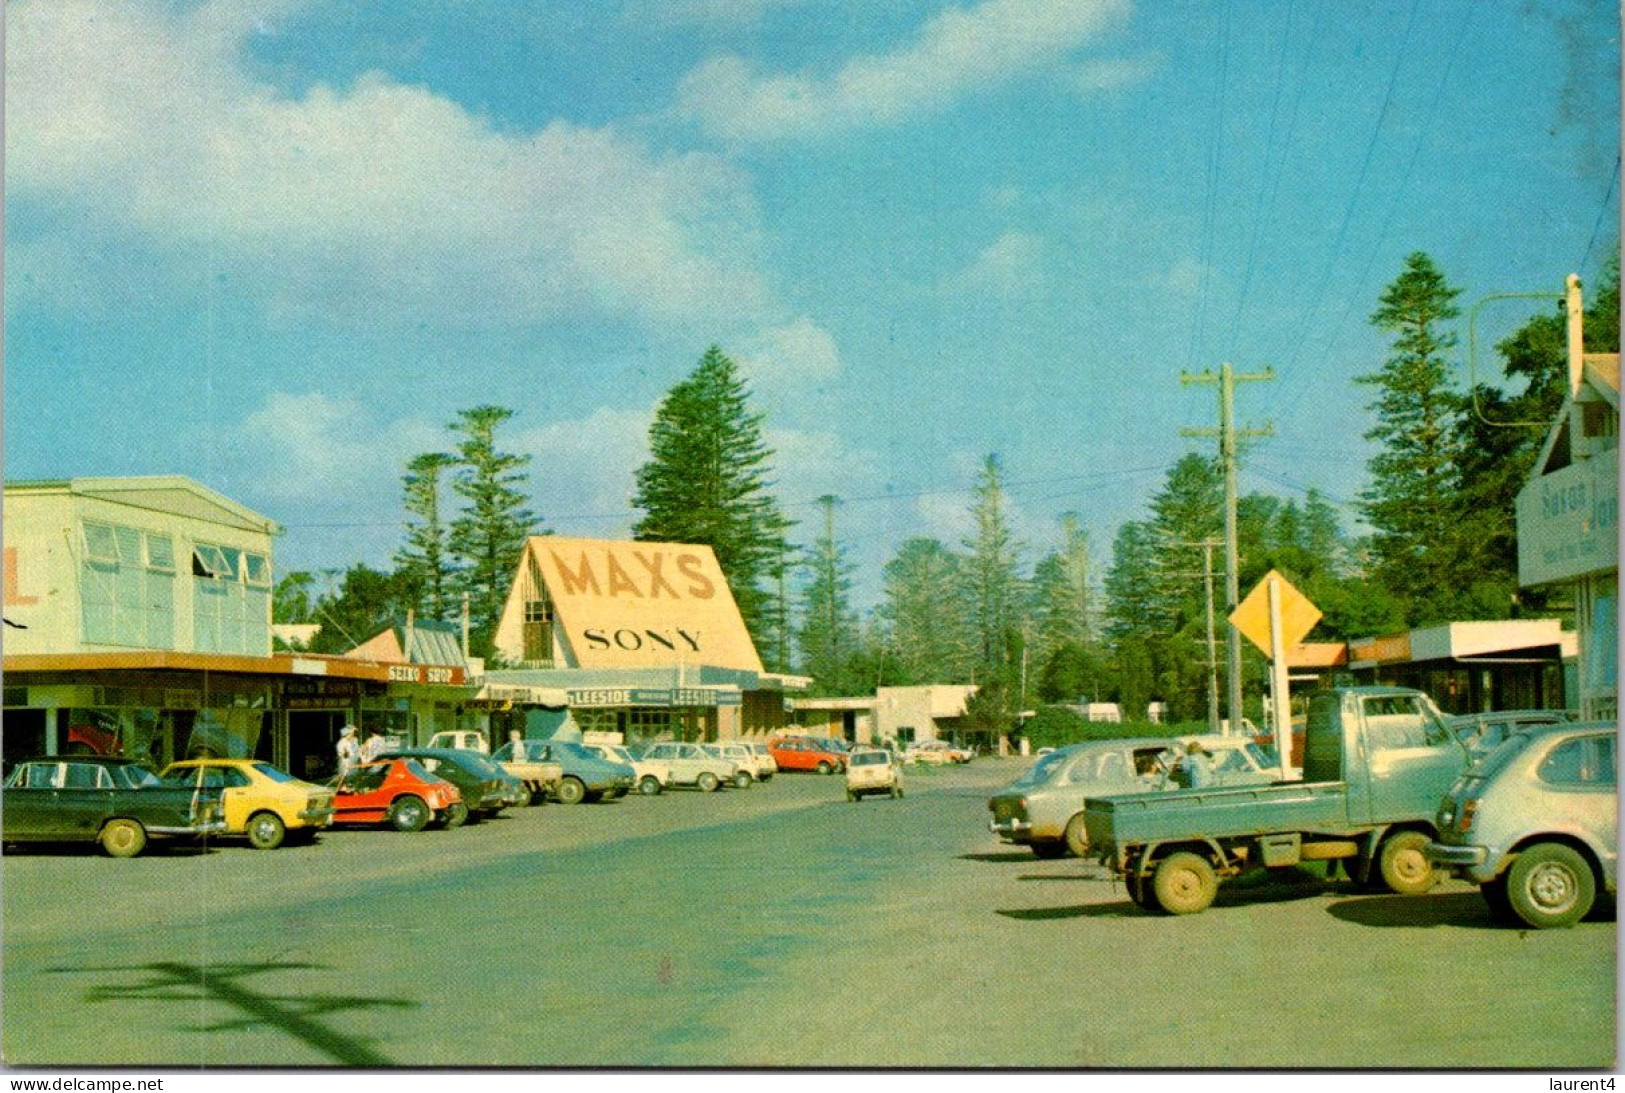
[251,762,300,783]
[851,752,888,767]
[751,743,769,755]
[1208,743,1268,774]
[1012,750,1072,786]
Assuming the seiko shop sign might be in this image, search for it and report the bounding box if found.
[567,687,742,709]
[385,664,465,685]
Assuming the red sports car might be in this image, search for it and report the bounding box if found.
[328,759,465,831]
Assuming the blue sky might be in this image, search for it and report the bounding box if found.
[6,0,1619,606]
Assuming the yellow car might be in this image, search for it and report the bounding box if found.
[160,758,335,849]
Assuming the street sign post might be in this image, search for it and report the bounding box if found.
[1230,569,1321,778]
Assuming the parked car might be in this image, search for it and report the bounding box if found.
[488,738,566,805]
[585,743,671,796]
[989,738,1184,859]
[846,749,903,801]
[425,730,491,755]
[905,740,963,765]
[699,743,755,788]
[3,756,226,857]
[505,740,634,804]
[1427,722,1616,928]
[769,736,847,774]
[378,748,520,820]
[160,758,334,849]
[640,741,739,792]
[1447,709,1578,756]
[328,758,464,831]
[746,741,778,780]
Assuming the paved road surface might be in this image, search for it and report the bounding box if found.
[3,759,1614,1067]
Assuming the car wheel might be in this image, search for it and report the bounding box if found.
[99,819,148,859]
[514,784,535,807]
[890,786,902,799]
[441,802,469,829]
[1151,852,1218,915]
[556,777,587,805]
[1506,842,1595,929]
[1063,813,1090,858]
[639,776,663,796]
[388,795,430,832]
[847,790,858,803]
[816,761,832,775]
[733,771,752,790]
[696,771,720,793]
[1030,840,1068,860]
[1377,830,1437,896]
[246,811,286,850]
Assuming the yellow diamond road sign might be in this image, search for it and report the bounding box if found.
[1229,569,1322,657]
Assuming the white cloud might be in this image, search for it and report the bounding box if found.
[738,316,843,387]
[678,0,1134,141]
[948,230,1048,295]
[240,392,445,504]
[1159,256,1207,297]
[7,0,768,330]
[1062,53,1161,93]
[512,407,656,536]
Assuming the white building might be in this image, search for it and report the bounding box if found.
[1515,275,1619,721]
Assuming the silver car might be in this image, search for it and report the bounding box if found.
[988,735,1279,859]
[640,741,738,792]
[1427,722,1616,928]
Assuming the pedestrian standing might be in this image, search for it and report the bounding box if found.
[361,730,387,764]
[336,724,361,778]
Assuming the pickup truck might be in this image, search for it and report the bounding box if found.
[1083,687,1472,916]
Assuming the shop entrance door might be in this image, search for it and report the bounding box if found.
[289,710,348,781]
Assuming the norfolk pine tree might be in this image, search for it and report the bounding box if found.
[447,406,541,648]
[396,451,460,621]
[632,346,792,647]
[1356,252,1465,624]
[879,538,973,684]
[796,495,861,694]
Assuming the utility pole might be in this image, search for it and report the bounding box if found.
[817,494,841,688]
[1174,538,1223,735]
[1181,363,1273,735]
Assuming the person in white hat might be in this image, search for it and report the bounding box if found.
[336,724,361,778]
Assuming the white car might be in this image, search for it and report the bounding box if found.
[846,749,903,801]
[698,743,755,788]
[715,741,775,782]
[905,741,959,765]
[640,741,739,792]
[585,743,672,796]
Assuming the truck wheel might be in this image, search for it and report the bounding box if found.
[1377,831,1438,896]
[639,776,663,796]
[441,802,469,829]
[816,761,832,775]
[247,811,286,850]
[100,819,148,859]
[1030,841,1068,860]
[696,771,720,793]
[389,795,430,832]
[1506,843,1595,928]
[1064,813,1090,858]
[556,777,587,805]
[1152,852,1218,915]
[733,771,752,789]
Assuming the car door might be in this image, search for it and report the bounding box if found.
[3,761,66,840]
[58,761,119,839]
[1359,693,1470,823]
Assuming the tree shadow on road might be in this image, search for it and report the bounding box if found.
[46,960,416,1065]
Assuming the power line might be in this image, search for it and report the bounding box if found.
[1187,0,1236,376]
[1580,154,1621,276]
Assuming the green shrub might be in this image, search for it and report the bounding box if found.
[1019,706,1196,750]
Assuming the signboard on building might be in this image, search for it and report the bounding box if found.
[1516,447,1619,587]
[566,686,742,708]
[496,537,764,673]
[283,678,359,709]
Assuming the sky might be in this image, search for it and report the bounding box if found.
[5,0,1620,608]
